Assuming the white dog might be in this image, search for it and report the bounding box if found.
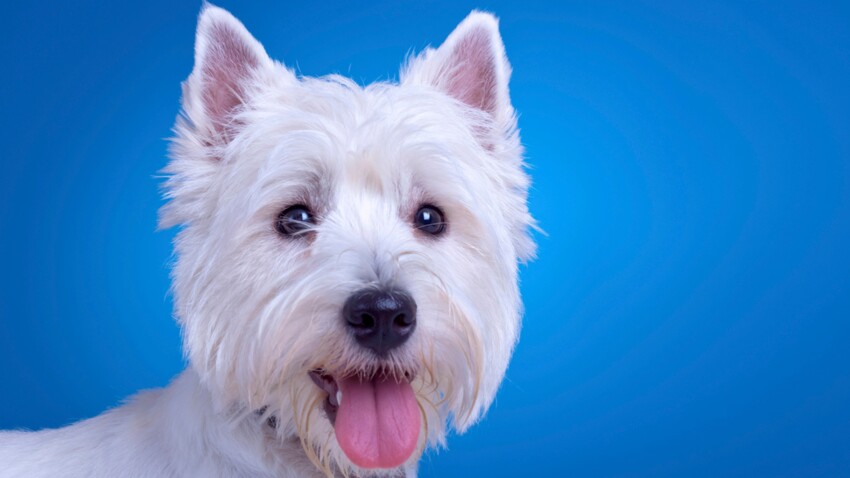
[0,5,535,477]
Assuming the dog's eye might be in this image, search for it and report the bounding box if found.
[276,205,315,236]
[414,205,446,235]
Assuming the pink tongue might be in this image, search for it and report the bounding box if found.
[334,374,420,469]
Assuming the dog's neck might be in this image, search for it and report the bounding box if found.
[147,370,418,477]
[153,369,326,477]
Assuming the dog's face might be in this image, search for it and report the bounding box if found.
[160,6,534,475]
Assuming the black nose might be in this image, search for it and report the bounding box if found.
[343,289,416,356]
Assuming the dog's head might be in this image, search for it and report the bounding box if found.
[160,5,535,475]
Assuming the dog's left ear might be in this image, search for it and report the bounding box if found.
[402,11,514,129]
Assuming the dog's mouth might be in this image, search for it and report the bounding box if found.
[308,369,420,469]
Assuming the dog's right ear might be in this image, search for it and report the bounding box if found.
[160,6,279,229]
[182,5,274,144]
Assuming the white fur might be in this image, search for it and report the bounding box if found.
[0,6,535,477]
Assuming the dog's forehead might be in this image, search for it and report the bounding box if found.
[272,79,477,199]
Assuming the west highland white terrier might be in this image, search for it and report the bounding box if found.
[0,5,535,477]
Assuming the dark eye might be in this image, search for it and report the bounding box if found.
[414,205,446,235]
[276,205,315,236]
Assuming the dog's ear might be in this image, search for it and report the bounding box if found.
[182,5,274,144]
[402,11,514,127]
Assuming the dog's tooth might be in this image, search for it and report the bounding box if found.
[336,390,342,406]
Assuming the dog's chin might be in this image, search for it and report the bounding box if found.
[307,367,421,470]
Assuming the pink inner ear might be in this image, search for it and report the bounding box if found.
[444,27,499,114]
[201,22,261,132]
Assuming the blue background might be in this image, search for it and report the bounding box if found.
[2,1,849,476]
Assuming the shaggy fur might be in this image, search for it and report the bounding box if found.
[0,5,534,477]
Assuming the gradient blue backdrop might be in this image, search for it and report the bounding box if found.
[2,1,849,476]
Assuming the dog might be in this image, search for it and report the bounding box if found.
[0,5,535,477]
